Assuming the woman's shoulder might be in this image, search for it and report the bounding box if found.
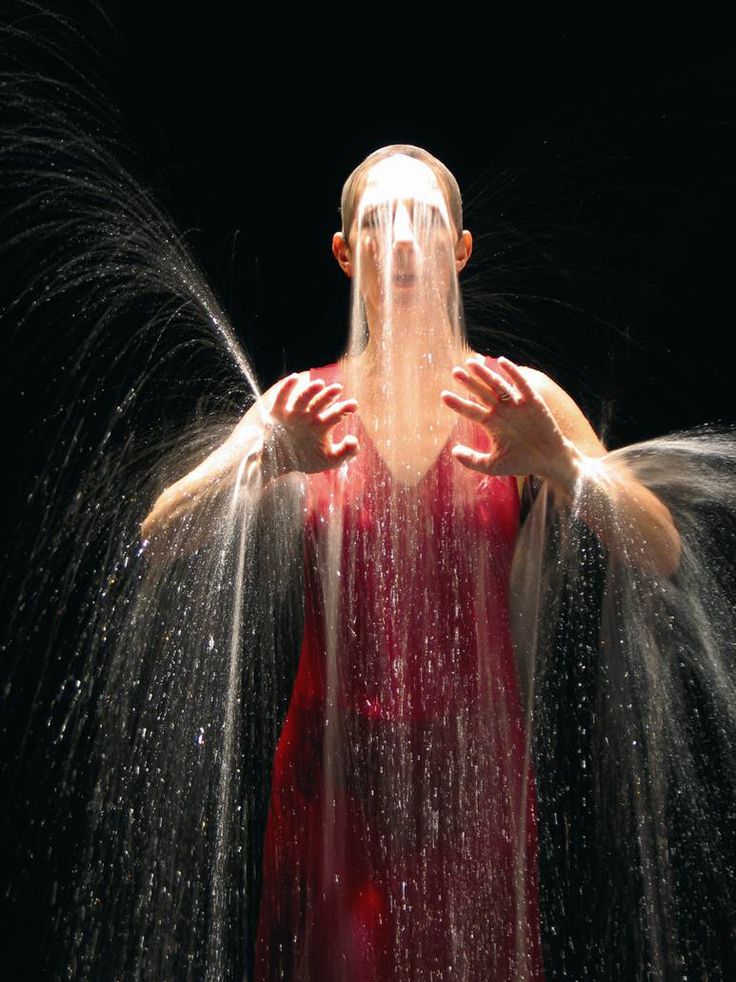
[471,352,605,457]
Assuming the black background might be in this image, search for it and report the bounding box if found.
[2,2,736,978]
[3,3,736,503]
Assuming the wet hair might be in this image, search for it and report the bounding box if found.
[340,144,463,243]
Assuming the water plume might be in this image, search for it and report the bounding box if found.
[0,7,304,979]
[1,8,736,982]
[513,432,736,978]
[252,153,543,979]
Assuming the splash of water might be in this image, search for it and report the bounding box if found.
[2,9,736,982]
[521,435,736,978]
[0,9,302,979]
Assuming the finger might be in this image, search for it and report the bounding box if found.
[326,434,360,462]
[465,357,512,394]
[482,356,517,388]
[450,444,496,473]
[271,374,301,414]
[451,366,498,406]
[466,359,519,403]
[441,389,491,424]
[474,362,522,403]
[496,357,536,401]
[307,382,344,414]
[291,379,326,412]
[318,398,358,426]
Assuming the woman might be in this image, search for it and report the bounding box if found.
[141,145,680,980]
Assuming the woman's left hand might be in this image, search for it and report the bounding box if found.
[441,356,579,489]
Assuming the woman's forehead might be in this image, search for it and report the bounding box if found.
[359,155,447,212]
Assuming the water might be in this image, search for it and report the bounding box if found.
[514,436,736,978]
[0,11,298,978]
[260,155,544,978]
[2,9,736,982]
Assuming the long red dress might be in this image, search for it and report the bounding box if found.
[255,358,544,981]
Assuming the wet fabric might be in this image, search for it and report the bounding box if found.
[255,358,544,981]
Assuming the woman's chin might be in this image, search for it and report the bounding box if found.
[388,280,424,305]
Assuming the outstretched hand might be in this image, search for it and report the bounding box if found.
[263,373,360,477]
[441,356,578,487]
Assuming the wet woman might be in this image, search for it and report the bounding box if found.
[141,145,680,980]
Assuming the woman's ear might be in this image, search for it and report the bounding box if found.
[455,230,473,273]
[332,232,353,278]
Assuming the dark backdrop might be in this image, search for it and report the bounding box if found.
[2,3,736,979]
[3,3,736,508]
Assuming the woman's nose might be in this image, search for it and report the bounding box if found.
[392,204,415,248]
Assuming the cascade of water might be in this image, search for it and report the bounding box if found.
[0,10,304,978]
[2,8,736,982]
[513,435,736,978]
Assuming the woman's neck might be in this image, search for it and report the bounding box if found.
[357,312,466,378]
[343,328,469,434]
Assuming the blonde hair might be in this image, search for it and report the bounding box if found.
[340,144,463,241]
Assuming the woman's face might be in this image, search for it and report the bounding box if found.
[344,155,466,316]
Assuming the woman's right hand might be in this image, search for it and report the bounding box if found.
[261,373,360,478]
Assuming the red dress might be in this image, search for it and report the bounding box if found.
[255,358,544,981]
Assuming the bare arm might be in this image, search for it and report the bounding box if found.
[139,378,291,563]
[522,367,682,578]
[442,356,682,578]
[140,372,359,565]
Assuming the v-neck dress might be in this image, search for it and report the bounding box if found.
[254,358,544,981]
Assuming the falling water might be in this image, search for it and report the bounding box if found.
[0,9,303,979]
[2,8,736,982]
[513,433,736,979]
